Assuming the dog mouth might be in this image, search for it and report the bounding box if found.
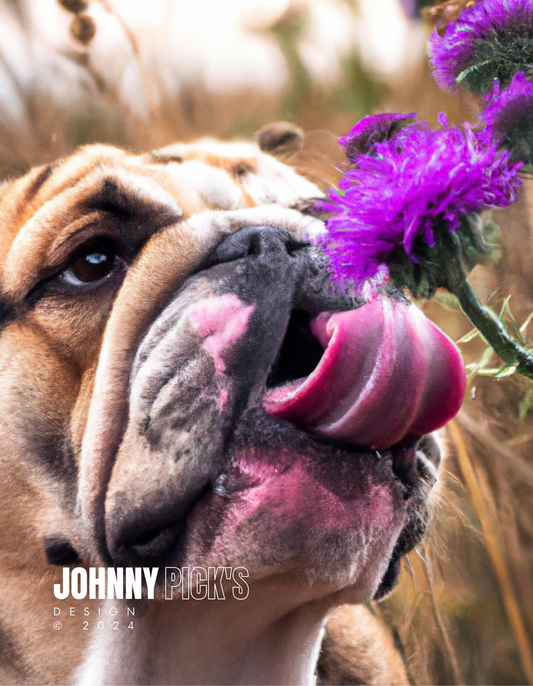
[117,298,464,564]
[108,294,465,569]
[99,229,466,583]
[264,297,466,451]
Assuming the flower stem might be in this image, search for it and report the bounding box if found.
[444,237,533,380]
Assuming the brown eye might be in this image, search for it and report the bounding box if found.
[62,238,122,286]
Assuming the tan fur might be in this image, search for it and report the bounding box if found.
[318,605,409,685]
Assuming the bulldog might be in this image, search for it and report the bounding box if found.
[0,130,465,685]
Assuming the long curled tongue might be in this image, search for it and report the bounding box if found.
[264,298,466,450]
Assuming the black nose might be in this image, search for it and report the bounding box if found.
[203,224,306,269]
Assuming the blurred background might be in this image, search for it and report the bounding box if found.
[1,1,532,684]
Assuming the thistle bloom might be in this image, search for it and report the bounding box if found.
[338,113,415,162]
[481,72,533,164]
[318,114,521,292]
[430,0,533,94]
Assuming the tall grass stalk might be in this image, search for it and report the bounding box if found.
[421,541,464,685]
[448,418,533,684]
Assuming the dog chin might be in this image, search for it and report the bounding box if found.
[167,425,408,598]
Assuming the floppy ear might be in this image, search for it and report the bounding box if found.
[255,121,304,158]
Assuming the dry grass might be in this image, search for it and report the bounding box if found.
[449,419,533,684]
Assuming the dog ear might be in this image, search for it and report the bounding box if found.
[255,121,304,158]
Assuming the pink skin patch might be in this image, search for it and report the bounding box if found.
[218,386,230,412]
[264,298,466,450]
[224,456,395,532]
[184,448,406,593]
[188,294,255,374]
[188,294,254,412]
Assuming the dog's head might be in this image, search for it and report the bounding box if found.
[0,136,463,621]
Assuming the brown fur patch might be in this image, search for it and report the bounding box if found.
[318,605,409,685]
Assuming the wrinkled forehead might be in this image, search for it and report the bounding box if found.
[0,139,321,299]
[151,138,319,207]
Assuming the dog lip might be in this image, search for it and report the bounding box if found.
[263,297,466,450]
[390,439,438,496]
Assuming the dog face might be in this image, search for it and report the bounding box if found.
[0,137,462,680]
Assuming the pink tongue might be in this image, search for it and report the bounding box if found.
[264,298,466,450]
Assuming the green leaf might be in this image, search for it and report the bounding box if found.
[475,365,518,378]
[520,310,533,338]
[499,295,512,322]
[520,384,533,420]
[502,298,526,345]
[457,328,481,344]
[478,346,495,371]
[435,291,461,310]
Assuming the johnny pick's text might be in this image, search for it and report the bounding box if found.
[53,566,250,600]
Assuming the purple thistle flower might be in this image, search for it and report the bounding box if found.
[318,113,522,292]
[481,71,533,163]
[339,113,416,162]
[430,0,533,94]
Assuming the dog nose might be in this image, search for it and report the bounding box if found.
[203,224,306,269]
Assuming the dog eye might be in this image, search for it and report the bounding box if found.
[62,237,123,286]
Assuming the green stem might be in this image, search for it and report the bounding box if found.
[444,244,533,380]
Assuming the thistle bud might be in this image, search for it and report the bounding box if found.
[70,14,96,46]
[59,0,88,14]
[430,0,533,94]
